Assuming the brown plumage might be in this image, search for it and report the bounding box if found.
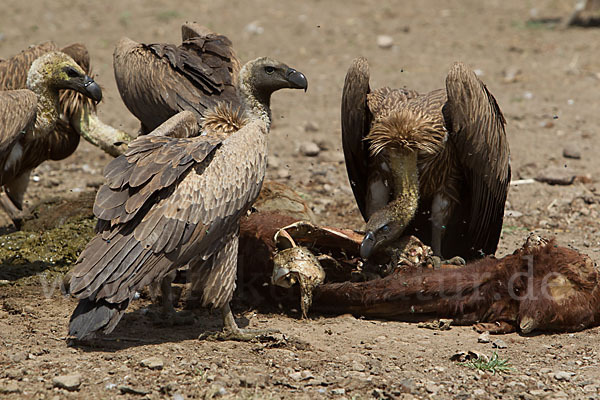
[68,57,307,340]
[113,22,242,135]
[0,50,102,227]
[342,57,510,261]
[313,236,600,334]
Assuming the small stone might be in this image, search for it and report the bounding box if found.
[473,388,485,396]
[504,210,523,218]
[244,21,264,35]
[492,339,507,349]
[535,167,576,185]
[0,383,20,394]
[425,382,440,394]
[289,371,303,381]
[554,371,574,381]
[0,280,9,286]
[173,394,185,400]
[331,388,346,395]
[583,384,597,393]
[376,35,394,49]
[503,66,521,83]
[478,331,490,343]
[299,141,320,157]
[118,385,151,395]
[352,361,366,372]
[52,374,81,391]
[530,389,547,396]
[562,145,581,159]
[276,168,290,179]
[303,121,319,132]
[140,356,164,370]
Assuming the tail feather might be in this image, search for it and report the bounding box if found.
[69,298,129,339]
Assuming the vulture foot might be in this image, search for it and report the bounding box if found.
[0,191,24,230]
[473,321,516,334]
[199,304,280,342]
[428,255,466,270]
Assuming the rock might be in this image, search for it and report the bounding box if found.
[118,385,151,395]
[52,374,81,391]
[583,384,597,393]
[554,371,574,381]
[562,145,581,159]
[504,210,523,218]
[244,21,264,35]
[503,66,522,83]
[298,141,320,157]
[289,371,303,381]
[331,388,346,395]
[529,389,547,396]
[303,121,319,132]
[0,280,9,286]
[376,35,394,49]
[173,394,185,400]
[352,361,366,372]
[140,356,164,370]
[276,168,290,179]
[492,339,508,349]
[0,383,20,394]
[473,388,486,396]
[535,167,576,185]
[478,331,490,343]
[425,382,441,394]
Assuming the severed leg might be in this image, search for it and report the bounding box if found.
[0,170,32,229]
[197,234,278,341]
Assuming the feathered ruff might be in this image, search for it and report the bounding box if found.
[366,107,446,156]
[201,102,248,138]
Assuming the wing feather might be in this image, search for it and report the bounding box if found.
[444,62,510,255]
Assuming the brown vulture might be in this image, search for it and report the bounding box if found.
[0,51,103,228]
[113,22,242,136]
[68,57,307,340]
[341,57,510,262]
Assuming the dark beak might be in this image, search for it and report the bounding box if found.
[81,76,102,103]
[360,231,376,260]
[286,68,308,92]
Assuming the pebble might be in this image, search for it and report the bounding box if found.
[376,35,394,49]
[535,167,575,185]
[299,141,320,157]
[425,382,441,393]
[562,145,581,159]
[503,66,521,83]
[140,356,164,370]
[478,332,490,343]
[0,383,20,394]
[173,394,185,400]
[473,388,486,396]
[554,371,574,381]
[119,385,150,395]
[52,374,81,391]
[303,121,319,132]
[276,168,290,179]
[529,389,547,396]
[504,210,523,218]
[492,339,507,349]
[331,388,346,395]
[352,361,366,372]
[244,21,264,35]
[0,280,9,286]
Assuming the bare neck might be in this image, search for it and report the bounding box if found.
[27,72,60,137]
[387,151,420,228]
[238,66,271,128]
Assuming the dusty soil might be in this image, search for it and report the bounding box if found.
[1,0,600,399]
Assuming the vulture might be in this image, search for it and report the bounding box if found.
[113,22,242,136]
[0,51,103,228]
[342,58,510,262]
[67,57,308,340]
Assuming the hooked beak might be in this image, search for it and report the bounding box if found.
[286,68,308,92]
[81,76,102,103]
[360,231,376,260]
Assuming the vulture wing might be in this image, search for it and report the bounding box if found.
[113,25,241,134]
[341,57,372,219]
[443,62,510,256]
[0,42,58,90]
[0,90,37,180]
[68,111,266,338]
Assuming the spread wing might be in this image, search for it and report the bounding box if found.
[0,90,37,180]
[443,62,511,255]
[113,24,241,134]
[0,42,58,90]
[341,57,372,219]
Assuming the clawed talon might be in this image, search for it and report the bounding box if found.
[199,328,280,342]
[428,255,466,269]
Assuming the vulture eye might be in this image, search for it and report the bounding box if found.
[264,66,275,74]
[381,225,390,233]
[65,67,80,78]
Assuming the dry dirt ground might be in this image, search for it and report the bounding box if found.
[1,0,600,399]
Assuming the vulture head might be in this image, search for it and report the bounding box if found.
[240,57,308,106]
[27,51,102,103]
[361,206,407,260]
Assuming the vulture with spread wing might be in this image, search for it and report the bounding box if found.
[68,57,307,340]
[342,58,510,262]
[113,22,243,136]
[0,51,103,227]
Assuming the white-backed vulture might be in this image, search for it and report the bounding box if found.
[113,22,242,135]
[0,51,103,228]
[0,42,131,159]
[68,57,307,340]
[342,58,510,262]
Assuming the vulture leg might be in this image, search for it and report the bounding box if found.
[430,193,465,266]
[1,170,32,228]
[213,303,279,342]
[148,270,195,326]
